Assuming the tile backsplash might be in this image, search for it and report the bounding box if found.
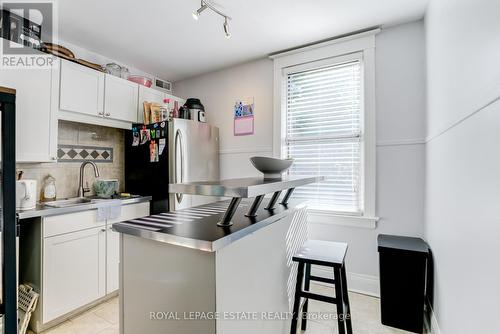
[17,121,125,200]
[57,144,114,163]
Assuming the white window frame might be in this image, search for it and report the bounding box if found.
[271,30,378,228]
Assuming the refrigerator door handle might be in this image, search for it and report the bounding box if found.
[174,129,184,204]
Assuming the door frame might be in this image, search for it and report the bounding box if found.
[0,87,18,333]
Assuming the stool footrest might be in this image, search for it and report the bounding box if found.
[299,291,337,304]
[309,275,335,285]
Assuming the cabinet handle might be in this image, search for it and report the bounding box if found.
[51,156,57,161]
[98,111,104,116]
[100,228,106,232]
[105,112,111,117]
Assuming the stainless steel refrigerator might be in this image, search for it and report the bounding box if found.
[0,87,18,333]
[125,118,219,214]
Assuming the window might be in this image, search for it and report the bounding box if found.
[272,32,377,223]
[285,58,362,214]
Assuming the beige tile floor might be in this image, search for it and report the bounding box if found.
[298,284,414,334]
[32,284,414,334]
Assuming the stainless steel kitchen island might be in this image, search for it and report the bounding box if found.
[114,176,322,334]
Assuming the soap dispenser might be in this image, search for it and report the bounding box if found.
[41,174,57,202]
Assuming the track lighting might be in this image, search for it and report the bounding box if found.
[223,17,231,39]
[192,0,232,38]
[192,3,207,20]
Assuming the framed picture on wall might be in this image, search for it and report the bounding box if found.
[234,97,254,136]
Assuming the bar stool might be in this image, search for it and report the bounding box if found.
[290,240,353,334]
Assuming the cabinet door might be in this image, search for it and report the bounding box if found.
[105,226,120,293]
[0,64,57,162]
[43,227,106,322]
[44,209,101,238]
[165,93,186,115]
[165,93,185,107]
[106,202,150,294]
[137,85,164,123]
[59,59,105,117]
[104,74,139,123]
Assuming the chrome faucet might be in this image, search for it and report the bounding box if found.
[78,161,100,197]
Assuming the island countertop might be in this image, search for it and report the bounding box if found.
[169,176,324,198]
[113,198,306,252]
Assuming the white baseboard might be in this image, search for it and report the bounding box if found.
[312,267,442,332]
[311,266,380,297]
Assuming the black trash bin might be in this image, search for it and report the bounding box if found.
[377,234,430,334]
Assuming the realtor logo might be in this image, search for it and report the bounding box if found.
[0,1,57,68]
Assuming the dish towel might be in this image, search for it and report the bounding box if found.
[97,200,122,221]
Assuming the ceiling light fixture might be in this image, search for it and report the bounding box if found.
[223,17,231,39]
[192,3,207,20]
[192,0,232,39]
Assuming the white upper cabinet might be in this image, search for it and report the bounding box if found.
[104,74,139,123]
[137,87,187,124]
[59,59,105,117]
[56,58,185,129]
[58,60,139,128]
[137,85,165,123]
[0,60,58,162]
[166,93,186,111]
[165,93,185,105]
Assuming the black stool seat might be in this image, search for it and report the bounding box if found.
[293,240,348,267]
[290,240,353,334]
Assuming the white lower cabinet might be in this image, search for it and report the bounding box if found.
[105,202,150,294]
[41,202,150,323]
[43,226,106,322]
[105,226,120,293]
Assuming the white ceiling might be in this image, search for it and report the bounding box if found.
[57,0,428,82]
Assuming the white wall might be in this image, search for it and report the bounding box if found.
[174,20,426,296]
[174,58,275,179]
[425,0,500,333]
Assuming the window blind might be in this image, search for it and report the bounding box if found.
[285,60,362,214]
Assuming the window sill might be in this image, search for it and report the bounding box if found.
[307,209,379,229]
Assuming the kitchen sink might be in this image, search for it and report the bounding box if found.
[44,197,104,208]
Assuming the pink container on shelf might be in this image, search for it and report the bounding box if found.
[127,75,153,87]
